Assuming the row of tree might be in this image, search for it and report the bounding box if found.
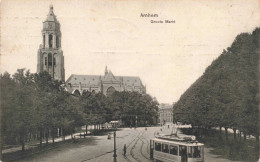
[173,28,259,141]
[0,70,159,151]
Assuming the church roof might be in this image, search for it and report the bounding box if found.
[119,76,143,87]
[66,73,144,87]
[103,70,118,82]
[66,74,101,86]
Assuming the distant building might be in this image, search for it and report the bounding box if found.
[65,66,146,96]
[37,5,65,81]
[159,103,174,124]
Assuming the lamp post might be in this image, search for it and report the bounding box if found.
[113,122,117,162]
[135,115,138,128]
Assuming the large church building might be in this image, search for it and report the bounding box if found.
[65,67,146,96]
[37,6,146,96]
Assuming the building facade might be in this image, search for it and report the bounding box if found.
[37,5,65,81]
[65,67,146,96]
[159,103,174,124]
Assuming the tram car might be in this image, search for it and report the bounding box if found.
[150,135,204,162]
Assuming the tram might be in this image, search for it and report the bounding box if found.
[150,134,204,162]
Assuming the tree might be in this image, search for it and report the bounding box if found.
[173,28,259,142]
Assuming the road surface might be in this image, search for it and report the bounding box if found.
[18,126,238,162]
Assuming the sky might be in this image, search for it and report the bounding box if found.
[1,0,260,104]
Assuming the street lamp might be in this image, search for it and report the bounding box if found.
[135,115,138,128]
[113,122,117,162]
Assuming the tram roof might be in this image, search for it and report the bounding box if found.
[152,138,204,147]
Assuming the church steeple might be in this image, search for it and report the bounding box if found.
[37,5,65,82]
[105,66,108,76]
[45,4,58,23]
[42,5,61,49]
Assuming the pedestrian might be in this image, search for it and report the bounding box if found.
[123,144,126,156]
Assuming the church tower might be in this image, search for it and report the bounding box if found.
[37,5,65,81]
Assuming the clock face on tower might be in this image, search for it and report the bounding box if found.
[48,23,52,29]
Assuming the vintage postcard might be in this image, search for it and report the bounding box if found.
[0,0,259,161]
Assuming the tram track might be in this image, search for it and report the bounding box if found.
[128,128,160,162]
[139,134,150,160]
[129,134,141,162]
[82,130,140,162]
[128,130,153,162]
[82,128,156,162]
[123,131,142,162]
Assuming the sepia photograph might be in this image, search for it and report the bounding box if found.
[0,0,259,161]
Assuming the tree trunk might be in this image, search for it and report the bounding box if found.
[218,126,222,139]
[40,128,43,148]
[21,140,25,151]
[85,125,88,136]
[33,131,36,141]
[225,127,228,140]
[46,128,49,146]
[233,128,237,140]
[256,132,259,142]
[52,127,55,143]
[244,132,247,141]
[20,134,25,151]
[62,128,65,141]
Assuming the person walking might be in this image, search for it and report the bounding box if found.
[123,144,127,156]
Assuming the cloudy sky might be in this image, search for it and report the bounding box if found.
[1,0,259,103]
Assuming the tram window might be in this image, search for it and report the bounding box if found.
[188,146,193,158]
[155,142,162,151]
[193,146,201,158]
[162,144,169,153]
[179,146,187,156]
[170,145,178,155]
[150,140,154,149]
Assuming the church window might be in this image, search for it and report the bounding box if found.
[53,57,56,66]
[73,90,80,96]
[106,86,116,96]
[43,35,45,48]
[56,36,59,48]
[44,57,47,65]
[48,53,52,66]
[49,34,53,48]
